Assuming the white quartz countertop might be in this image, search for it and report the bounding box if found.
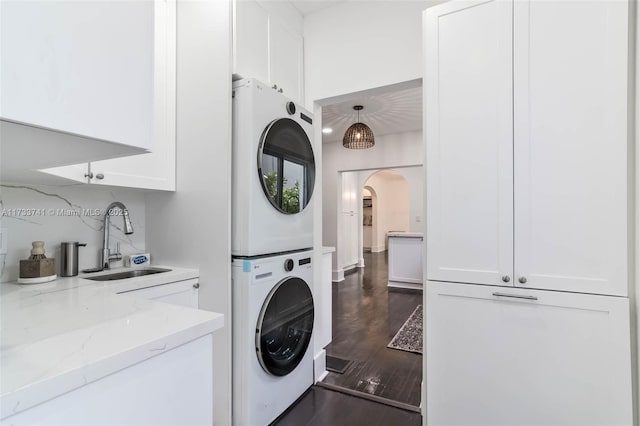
[387,232,424,238]
[0,266,224,419]
[322,246,336,254]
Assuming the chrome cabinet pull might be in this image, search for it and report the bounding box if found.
[84,172,94,179]
[492,292,538,301]
[518,276,527,284]
[95,173,104,180]
[193,283,200,289]
[501,275,511,283]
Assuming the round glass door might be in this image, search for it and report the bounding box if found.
[258,118,315,214]
[255,277,314,376]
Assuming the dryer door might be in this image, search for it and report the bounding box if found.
[256,276,314,376]
[258,118,315,214]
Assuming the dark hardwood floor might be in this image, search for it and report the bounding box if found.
[273,386,422,426]
[322,251,423,407]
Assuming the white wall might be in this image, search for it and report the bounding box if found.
[323,130,422,279]
[145,1,232,425]
[304,1,432,108]
[0,183,145,282]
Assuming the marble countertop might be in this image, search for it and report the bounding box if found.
[387,232,424,238]
[0,266,224,419]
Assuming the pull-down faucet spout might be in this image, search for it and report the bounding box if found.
[101,202,134,270]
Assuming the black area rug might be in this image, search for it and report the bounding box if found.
[387,305,423,354]
[326,355,353,374]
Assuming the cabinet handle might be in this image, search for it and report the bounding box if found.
[518,276,527,284]
[193,283,200,289]
[492,292,538,301]
[84,172,94,179]
[272,84,278,90]
[501,275,510,283]
[278,88,283,93]
[95,173,104,180]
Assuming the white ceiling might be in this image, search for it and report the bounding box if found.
[289,0,348,16]
[321,85,423,144]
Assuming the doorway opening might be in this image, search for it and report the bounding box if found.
[316,80,424,410]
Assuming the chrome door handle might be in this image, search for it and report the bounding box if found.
[492,292,538,301]
[501,275,510,283]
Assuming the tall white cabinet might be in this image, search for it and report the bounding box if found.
[340,172,360,270]
[424,0,632,424]
[426,0,629,297]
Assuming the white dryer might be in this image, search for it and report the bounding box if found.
[232,78,315,257]
[232,250,314,426]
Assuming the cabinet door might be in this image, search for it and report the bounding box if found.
[233,0,269,84]
[269,20,303,103]
[424,0,513,286]
[90,0,177,191]
[1,0,154,150]
[120,279,199,309]
[426,281,632,426]
[37,0,177,191]
[513,1,629,296]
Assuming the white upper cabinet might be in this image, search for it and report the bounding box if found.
[233,0,304,103]
[269,22,303,104]
[425,0,514,286]
[234,0,270,85]
[425,0,630,296]
[1,0,154,150]
[37,0,177,192]
[512,1,629,296]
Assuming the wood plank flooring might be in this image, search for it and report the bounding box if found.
[322,251,423,407]
[272,386,422,426]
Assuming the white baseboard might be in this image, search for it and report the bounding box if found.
[332,269,344,282]
[388,281,423,290]
[371,245,386,253]
[357,258,365,268]
[314,349,327,382]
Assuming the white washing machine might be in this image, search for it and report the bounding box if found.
[232,78,315,257]
[232,250,314,426]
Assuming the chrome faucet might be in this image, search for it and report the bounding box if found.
[101,201,134,270]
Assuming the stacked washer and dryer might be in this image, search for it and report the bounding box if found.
[231,79,316,426]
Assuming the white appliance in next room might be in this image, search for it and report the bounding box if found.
[232,78,315,257]
[232,250,314,426]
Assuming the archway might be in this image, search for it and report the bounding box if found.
[362,169,410,255]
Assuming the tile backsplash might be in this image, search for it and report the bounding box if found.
[0,183,145,282]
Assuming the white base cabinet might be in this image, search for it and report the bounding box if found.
[2,334,213,426]
[387,234,423,289]
[426,281,632,426]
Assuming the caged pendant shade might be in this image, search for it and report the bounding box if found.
[343,105,375,149]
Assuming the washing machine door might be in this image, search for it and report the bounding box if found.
[256,277,314,377]
[258,118,315,215]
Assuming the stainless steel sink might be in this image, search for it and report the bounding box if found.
[85,267,172,281]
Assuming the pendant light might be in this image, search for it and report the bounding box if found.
[343,105,375,149]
